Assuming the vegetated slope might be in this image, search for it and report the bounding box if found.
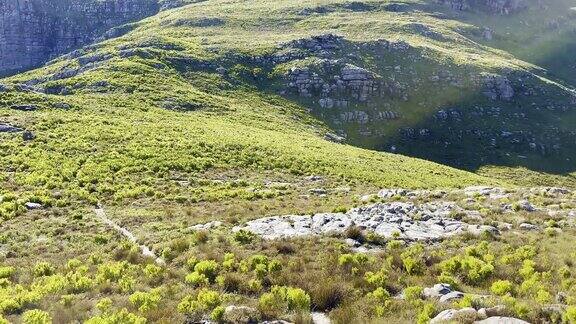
[0,0,500,210]
[4,0,576,188]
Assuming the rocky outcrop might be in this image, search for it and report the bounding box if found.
[0,0,161,76]
[438,0,528,14]
[232,201,498,241]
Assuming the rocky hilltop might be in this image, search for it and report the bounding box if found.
[0,0,162,76]
[438,0,528,14]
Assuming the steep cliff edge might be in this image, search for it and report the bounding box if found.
[0,0,161,77]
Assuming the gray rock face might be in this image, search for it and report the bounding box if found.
[0,123,22,133]
[189,221,223,231]
[423,283,453,299]
[438,0,527,14]
[0,0,161,76]
[233,201,479,241]
[431,308,478,323]
[483,74,515,101]
[25,202,43,210]
[475,317,530,324]
[519,223,539,231]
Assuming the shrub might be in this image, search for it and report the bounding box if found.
[0,266,14,279]
[254,263,268,279]
[186,257,198,271]
[33,262,55,277]
[268,260,282,273]
[536,289,552,303]
[85,309,146,324]
[490,280,514,296]
[519,260,536,279]
[404,286,424,303]
[440,255,494,284]
[417,303,436,324]
[233,229,256,244]
[194,260,219,282]
[95,298,113,313]
[143,264,164,282]
[365,270,388,288]
[400,244,425,275]
[129,288,163,312]
[222,253,236,270]
[564,306,576,323]
[22,309,52,324]
[178,288,222,315]
[216,272,242,292]
[211,306,225,321]
[67,272,94,293]
[258,286,311,317]
[185,272,209,287]
[367,287,390,303]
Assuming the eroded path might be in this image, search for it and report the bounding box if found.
[94,206,164,265]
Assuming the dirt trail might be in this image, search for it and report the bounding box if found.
[94,206,164,265]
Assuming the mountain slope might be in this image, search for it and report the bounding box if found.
[1,1,576,323]
[5,0,576,181]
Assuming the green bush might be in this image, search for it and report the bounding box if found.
[210,306,225,321]
[439,255,494,284]
[490,280,514,296]
[0,266,14,279]
[185,272,209,287]
[365,270,388,288]
[258,286,311,317]
[22,309,52,324]
[233,230,256,244]
[400,244,425,275]
[129,288,163,312]
[85,309,146,324]
[403,286,424,302]
[33,262,55,277]
[194,260,219,282]
[178,289,222,316]
[564,306,576,323]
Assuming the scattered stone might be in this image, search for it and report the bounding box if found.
[22,130,35,141]
[519,223,539,231]
[306,175,324,182]
[378,188,409,198]
[189,221,223,231]
[556,292,568,304]
[10,104,38,111]
[0,84,7,92]
[464,186,508,199]
[344,238,361,247]
[25,202,43,210]
[467,224,499,236]
[311,312,331,324]
[439,291,465,303]
[222,305,260,324]
[309,188,328,195]
[0,123,22,133]
[517,200,535,212]
[423,283,453,299]
[324,132,345,143]
[496,222,513,231]
[475,317,530,324]
[431,307,478,323]
[482,305,507,317]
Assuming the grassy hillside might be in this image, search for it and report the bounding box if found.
[1,0,576,323]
